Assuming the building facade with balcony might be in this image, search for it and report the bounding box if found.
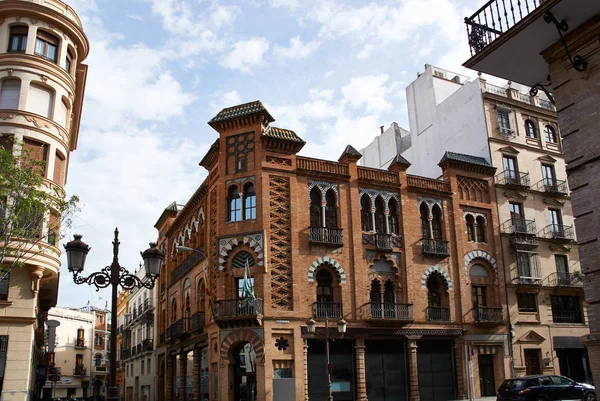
[462,0,600,384]
[41,307,93,400]
[362,64,590,383]
[0,1,89,399]
[122,268,155,401]
[116,290,129,401]
[153,101,511,401]
[79,304,111,400]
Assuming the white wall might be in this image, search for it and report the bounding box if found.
[360,122,411,169]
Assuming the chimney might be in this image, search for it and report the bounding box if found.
[380,125,384,134]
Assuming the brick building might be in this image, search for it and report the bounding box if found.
[153,101,512,401]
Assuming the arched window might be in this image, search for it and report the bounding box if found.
[231,251,255,269]
[466,215,476,242]
[383,280,395,306]
[184,294,191,330]
[27,83,54,118]
[374,197,386,234]
[524,119,537,138]
[388,199,399,234]
[310,187,321,227]
[0,79,21,110]
[65,48,75,74]
[8,25,28,53]
[476,216,486,243]
[227,185,241,222]
[370,279,381,304]
[94,354,102,367]
[171,299,177,323]
[470,263,489,278]
[427,275,442,307]
[544,125,557,143]
[420,203,430,239]
[316,269,335,318]
[35,30,59,62]
[325,189,337,228]
[431,205,442,239]
[360,195,373,232]
[243,182,256,220]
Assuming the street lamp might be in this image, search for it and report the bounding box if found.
[64,228,164,401]
[306,316,347,401]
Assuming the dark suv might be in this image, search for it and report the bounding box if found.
[497,375,596,401]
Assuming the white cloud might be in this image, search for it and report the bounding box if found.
[220,38,270,73]
[210,90,242,113]
[357,44,374,60]
[341,74,394,114]
[126,13,143,21]
[309,88,335,101]
[273,36,320,60]
[211,5,240,28]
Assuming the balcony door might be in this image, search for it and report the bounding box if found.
[316,269,336,318]
[503,156,518,181]
[542,164,556,187]
[548,209,563,236]
[509,202,525,232]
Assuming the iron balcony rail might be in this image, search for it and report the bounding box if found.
[375,233,392,251]
[121,349,130,359]
[552,310,583,324]
[465,0,542,56]
[95,365,107,372]
[495,170,530,188]
[73,365,86,376]
[74,339,85,348]
[309,227,344,246]
[539,224,575,241]
[191,312,206,332]
[312,302,342,319]
[141,339,153,352]
[426,306,451,322]
[534,178,568,195]
[171,245,206,284]
[512,253,542,285]
[361,303,413,321]
[136,343,142,354]
[422,238,449,257]
[501,218,537,235]
[213,298,264,319]
[473,306,503,323]
[167,319,184,340]
[131,346,137,357]
[546,272,584,288]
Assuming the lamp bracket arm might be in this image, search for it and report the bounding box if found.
[543,12,587,72]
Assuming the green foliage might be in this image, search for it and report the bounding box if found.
[0,136,80,271]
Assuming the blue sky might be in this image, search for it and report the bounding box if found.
[58,0,485,308]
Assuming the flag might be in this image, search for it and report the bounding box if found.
[203,269,213,321]
[243,258,255,303]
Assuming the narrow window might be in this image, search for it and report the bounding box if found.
[27,83,54,118]
[542,164,556,188]
[171,299,177,323]
[431,205,442,239]
[22,138,47,176]
[75,354,84,374]
[309,187,321,227]
[8,26,27,53]
[34,30,59,62]
[476,216,486,243]
[316,269,334,318]
[360,195,372,232]
[0,271,9,301]
[227,185,241,222]
[497,109,511,133]
[555,255,568,274]
[324,189,337,228]
[524,119,537,138]
[517,293,537,312]
[466,215,476,242]
[420,203,430,239]
[427,276,442,307]
[65,48,74,73]
[388,199,399,234]
[502,156,518,182]
[374,197,386,233]
[76,328,84,347]
[0,79,20,110]
[544,125,557,143]
[242,182,256,220]
[53,151,65,185]
[94,354,102,367]
[471,285,487,308]
[235,276,254,300]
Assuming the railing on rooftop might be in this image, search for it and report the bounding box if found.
[297,157,349,176]
[407,175,451,193]
[465,0,542,56]
[357,167,400,184]
[171,245,205,284]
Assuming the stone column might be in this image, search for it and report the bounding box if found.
[179,352,188,401]
[321,203,327,227]
[303,339,309,401]
[355,339,368,401]
[166,356,174,401]
[193,348,201,401]
[454,339,467,400]
[407,336,421,401]
[371,209,376,232]
[384,212,390,234]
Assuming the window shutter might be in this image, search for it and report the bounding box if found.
[27,84,53,118]
[0,80,20,109]
[53,151,65,185]
[23,138,47,175]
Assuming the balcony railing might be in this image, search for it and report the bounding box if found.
[552,310,584,324]
[545,272,584,288]
[422,238,449,257]
[495,170,530,188]
[213,299,264,319]
[361,303,413,322]
[465,0,542,56]
[166,319,184,340]
[74,339,86,349]
[309,227,344,246]
[312,302,342,320]
[73,365,86,376]
[512,254,542,285]
[473,307,504,323]
[426,307,450,322]
[171,245,206,284]
[95,365,107,372]
[141,339,153,352]
[539,224,575,241]
[501,218,537,235]
[121,349,130,359]
[131,346,137,357]
[407,175,452,193]
[191,312,205,332]
[534,178,568,196]
[375,233,392,251]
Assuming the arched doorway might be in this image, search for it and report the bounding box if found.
[232,342,257,401]
[93,379,102,401]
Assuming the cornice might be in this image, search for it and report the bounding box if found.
[483,92,557,119]
[488,136,564,158]
[0,55,76,93]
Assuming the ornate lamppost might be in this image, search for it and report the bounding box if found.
[306,316,347,401]
[64,228,164,401]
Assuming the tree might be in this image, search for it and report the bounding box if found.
[0,136,79,280]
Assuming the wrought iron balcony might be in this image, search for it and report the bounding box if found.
[171,245,206,283]
[473,307,504,324]
[501,218,537,235]
[464,0,541,56]
[552,310,584,324]
[131,346,137,357]
[375,233,392,251]
[166,319,185,341]
[545,272,584,288]
[73,365,86,376]
[422,238,449,257]
[74,339,86,349]
[539,224,575,241]
[360,303,413,322]
[495,170,530,188]
[191,312,205,332]
[121,349,130,359]
[213,298,263,328]
[309,226,344,246]
[94,365,107,372]
[141,339,153,353]
[312,302,342,320]
[534,178,568,196]
[512,254,542,286]
[426,306,450,322]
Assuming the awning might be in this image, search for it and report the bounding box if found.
[554,336,584,349]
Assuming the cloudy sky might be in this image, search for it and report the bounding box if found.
[58,0,486,308]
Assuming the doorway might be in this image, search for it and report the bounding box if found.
[524,349,541,375]
[233,342,257,401]
[478,355,496,396]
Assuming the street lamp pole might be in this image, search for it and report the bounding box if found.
[64,228,164,401]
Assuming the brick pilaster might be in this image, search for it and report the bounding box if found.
[407,337,421,401]
[180,352,188,401]
[454,338,467,400]
[303,339,309,401]
[355,339,368,401]
[166,356,174,401]
[193,348,201,401]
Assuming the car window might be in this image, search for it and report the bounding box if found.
[540,377,554,386]
[501,379,525,389]
[525,379,540,387]
[552,376,573,386]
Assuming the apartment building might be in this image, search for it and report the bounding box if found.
[116,290,129,400]
[361,64,590,382]
[79,304,111,400]
[0,1,89,399]
[153,100,513,401]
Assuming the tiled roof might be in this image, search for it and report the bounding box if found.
[164,201,183,213]
[263,126,305,143]
[438,151,490,167]
[209,101,274,124]
[341,145,362,157]
[390,154,411,166]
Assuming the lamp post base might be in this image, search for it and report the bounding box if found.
[107,386,120,401]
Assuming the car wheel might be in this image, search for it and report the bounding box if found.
[585,393,597,401]
[536,397,546,401]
